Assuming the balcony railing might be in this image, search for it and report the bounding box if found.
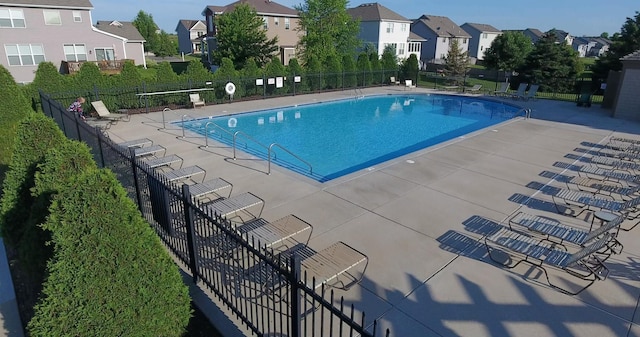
[63,59,132,75]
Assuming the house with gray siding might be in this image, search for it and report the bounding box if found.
[613,50,640,121]
[411,14,470,65]
[0,0,146,83]
[176,19,206,55]
[460,22,501,61]
[347,3,421,61]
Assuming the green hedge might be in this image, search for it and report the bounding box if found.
[28,168,191,336]
[0,113,66,246]
[0,65,31,178]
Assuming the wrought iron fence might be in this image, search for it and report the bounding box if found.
[40,91,390,337]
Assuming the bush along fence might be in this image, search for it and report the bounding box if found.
[40,90,391,337]
[45,69,403,116]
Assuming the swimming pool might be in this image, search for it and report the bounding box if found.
[179,94,523,182]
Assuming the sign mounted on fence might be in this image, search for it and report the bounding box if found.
[276,77,283,88]
[255,78,263,86]
[294,76,301,83]
[268,78,275,85]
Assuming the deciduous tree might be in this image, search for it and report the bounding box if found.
[212,4,278,69]
[484,31,533,81]
[133,10,158,53]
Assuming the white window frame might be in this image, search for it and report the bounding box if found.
[0,9,26,28]
[398,43,405,55]
[5,44,45,66]
[482,33,488,39]
[43,10,61,25]
[284,18,290,30]
[386,22,394,34]
[72,11,82,22]
[400,23,407,32]
[274,17,279,26]
[63,43,87,62]
[408,42,420,53]
[262,17,268,30]
[95,47,115,61]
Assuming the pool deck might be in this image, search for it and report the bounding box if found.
[107,86,640,337]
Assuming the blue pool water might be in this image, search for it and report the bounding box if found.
[179,94,522,182]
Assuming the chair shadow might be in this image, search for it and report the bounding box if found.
[508,193,567,214]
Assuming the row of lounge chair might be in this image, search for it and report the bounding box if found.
[492,82,539,100]
[119,138,368,294]
[483,136,638,295]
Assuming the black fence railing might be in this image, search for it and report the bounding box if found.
[40,91,390,337]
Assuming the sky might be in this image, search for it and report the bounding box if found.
[90,0,638,37]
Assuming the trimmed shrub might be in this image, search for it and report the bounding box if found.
[369,52,382,85]
[305,55,323,91]
[400,54,420,83]
[287,58,306,94]
[23,62,69,107]
[28,168,191,336]
[342,55,357,88]
[118,60,143,87]
[356,53,372,87]
[213,57,241,101]
[0,65,31,177]
[263,58,287,95]
[241,58,263,97]
[0,113,66,246]
[323,54,342,89]
[19,140,97,280]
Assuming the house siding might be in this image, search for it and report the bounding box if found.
[613,62,640,121]
[0,4,144,83]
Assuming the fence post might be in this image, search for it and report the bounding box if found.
[288,254,301,337]
[129,147,143,212]
[96,127,106,168]
[181,184,199,283]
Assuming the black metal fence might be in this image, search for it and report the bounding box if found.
[40,91,390,337]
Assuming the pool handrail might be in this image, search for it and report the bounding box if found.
[232,130,313,176]
[203,121,234,148]
[160,107,172,130]
[180,114,198,138]
[268,143,313,176]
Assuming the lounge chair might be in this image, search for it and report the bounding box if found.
[117,138,153,149]
[389,76,400,85]
[485,226,611,295]
[238,214,313,251]
[550,188,640,217]
[189,93,205,108]
[142,154,183,171]
[405,79,416,90]
[492,82,509,96]
[295,241,368,291]
[133,144,166,158]
[509,211,623,256]
[202,192,265,222]
[161,165,206,184]
[563,175,640,200]
[467,84,482,93]
[189,177,233,202]
[522,84,539,101]
[90,100,130,122]
[510,83,528,100]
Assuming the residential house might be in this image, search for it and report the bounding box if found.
[503,28,544,44]
[176,19,206,55]
[573,36,611,57]
[202,0,302,66]
[460,22,501,61]
[347,3,421,61]
[94,20,146,62]
[411,15,471,65]
[549,29,573,46]
[0,0,146,83]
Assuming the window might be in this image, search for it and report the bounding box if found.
[0,9,26,28]
[64,44,87,61]
[262,17,268,29]
[95,48,115,61]
[43,10,61,25]
[386,23,394,33]
[384,43,397,53]
[398,43,405,55]
[5,44,45,66]
[482,33,488,39]
[284,18,290,30]
[72,11,82,22]
[274,17,279,26]
[463,38,468,44]
[400,23,407,32]
[408,42,420,53]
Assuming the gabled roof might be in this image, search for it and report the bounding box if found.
[461,22,501,33]
[95,20,145,42]
[347,2,409,22]
[621,49,640,61]
[413,15,470,38]
[176,19,205,32]
[525,28,544,38]
[0,0,92,9]
[203,0,298,18]
[408,31,426,41]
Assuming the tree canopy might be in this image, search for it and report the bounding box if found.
[592,11,640,81]
[212,4,279,69]
[483,31,533,75]
[295,0,360,65]
[133,11,158,53]
[518,31,582,92]
[444,39,470,84]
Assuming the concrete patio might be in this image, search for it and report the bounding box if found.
[106,87,640,337]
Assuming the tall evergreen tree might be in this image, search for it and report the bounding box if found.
[444,39,470,85]
[212,4,279,69]
[518,31,582,92]
[380,45,398,81]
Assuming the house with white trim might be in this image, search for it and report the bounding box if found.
[411,15,471,65]
[460,22,501,61]
[176,19,206,55]
[0,0,146,83]
[347,3,422,61]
